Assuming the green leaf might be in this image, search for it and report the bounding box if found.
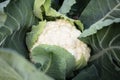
[33,0,83,31]
[0,0,10,45]
[0,0,36,57]
[31,44,76,80]
[67,0,90,19]
[0,48,53,80]
[34,0,45,20]
[51,0,61,10]
[72,65,99,80]
[34,0,61,19]
[0,0,10,24]
[26,21,46,50]
[79,0,120,37]
[78,1,120,79]
[79,22,120,80]
[80,0,120,29]
[80,18,120,37]
[58,0,76,15]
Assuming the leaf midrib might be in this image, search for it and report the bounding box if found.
[102,3,120,21]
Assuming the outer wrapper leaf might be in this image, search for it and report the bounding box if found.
[0,48,53,80]
[26,21,46,50]
[31,44,76,80]
[76,53,87,69]
[33,0,45,20]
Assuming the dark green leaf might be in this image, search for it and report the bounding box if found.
[51,0,62,10]
[80,22,120,80]
[72,65,99,80]
[78,1,120,79]
[0,0,10,45]
[0,0,36,57]
[80,0,120,28]
[67,0,90,19]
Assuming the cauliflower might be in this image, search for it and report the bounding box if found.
[32,20,90,63]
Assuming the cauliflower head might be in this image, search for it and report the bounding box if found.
[32,20,90,63]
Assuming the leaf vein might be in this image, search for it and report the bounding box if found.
[90,46,120,62]
[109,33,120,46]
[100,26,111,48]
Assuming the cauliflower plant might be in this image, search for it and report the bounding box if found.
[26,0,90,79]
[30,20,90,65]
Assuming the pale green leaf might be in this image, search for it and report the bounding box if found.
[33,0,83,31]
[26,21,46,50]
[0,0,10,24]
[33,0,45,20]
[31,44,75,80]
[0,48,53,80]
[58,0,76,15]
